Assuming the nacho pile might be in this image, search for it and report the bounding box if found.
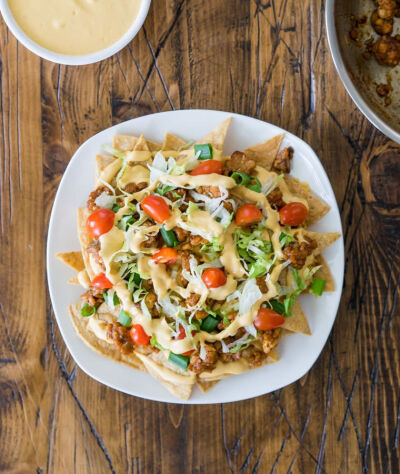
[57,118,339,400]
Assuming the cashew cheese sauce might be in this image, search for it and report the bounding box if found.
[8,0,142,55]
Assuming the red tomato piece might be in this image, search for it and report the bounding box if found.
[130,324,151,346]
[190,160,223,176]
[91,273,113,289]
[279,202,308,226]
[152,247,179,264]
[202,267,227,289]
[175,326,195,356]
[86,208,115,239]
[254,308,285,331]
[235,203,263,226]
[141,195,171,224]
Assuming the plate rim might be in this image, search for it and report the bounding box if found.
[46,109,344,404]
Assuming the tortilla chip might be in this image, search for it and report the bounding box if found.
[314,255,335,292]
[244,134,284,169]
[282,301,311,335]
[56,251,85,271]
[134,352,195,400]
[197,380,218,393]
[113,135,138,152]
[77,208,95,280]
[95,154,116,176]
[134,134,150,151]
[69,304,144,371]
[162,133,186,151]
[147,140,162,152]
[285,177,330,225]
[306,231,341,253]
[196,117,232,151]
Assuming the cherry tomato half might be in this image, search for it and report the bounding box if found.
[91,273,113,289]
[141,195,171,224]
[202,267,227,289]
[254,308,285,331]
[235,203,263,226]
[130,324,151,346]
[152,247,179,265]
[279,202,308,226]
[190,160,223,176]
[175,326,195,356]
[86,208,115,239]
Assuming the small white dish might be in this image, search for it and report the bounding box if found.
[0,0,151,65]
[47,110,344,404]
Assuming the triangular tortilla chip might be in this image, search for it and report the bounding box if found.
[147,140,162,152]
[56,251,85,271]
[69,304,144,371]
[314,255,335,292]
[77,207,95,280]
[196,117,232,151]
[113,135,138,152]
[162,133,186,151]
[134,352,195,400]
[282,301,311,335]
[134,134,150,151]
[285,177,330,225]
[305,231,340,253]
[244,134,284,169]
[197,380,218,393]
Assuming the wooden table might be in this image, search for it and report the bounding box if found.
[1,1,399,472]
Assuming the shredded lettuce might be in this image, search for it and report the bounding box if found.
[187,201,199,215]
[148,152,198,184]
[262,173,284,196]
[102,144,126,160]
[234,225,274,278]
[190,187,229,214]
[94,192,116,210]
[279,229,296,248]
[200,238,223,260]
[227,279,262,316]
[140,299,152,319]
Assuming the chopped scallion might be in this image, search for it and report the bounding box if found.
[160,227,179,247]
[103,291,120,307]
[269,299,285,315]
[194,143,213,160]
[311,278,326,296]
[168,352,190,370]
[118,309,132,327]
[248,176,262,193]
[81,303,96,317]
[231,172,251,186]
[201,315,220,332]
[112,204,121,213]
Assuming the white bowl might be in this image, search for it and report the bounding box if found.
[47,110,344,404]
[0,0,151,65]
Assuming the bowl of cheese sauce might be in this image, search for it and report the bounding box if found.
[0,0,151,65]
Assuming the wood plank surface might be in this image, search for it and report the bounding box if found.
[0,1,399,473]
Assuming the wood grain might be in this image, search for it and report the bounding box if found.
[0,0,399,472]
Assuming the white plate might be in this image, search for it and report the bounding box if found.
[47,110,344,404]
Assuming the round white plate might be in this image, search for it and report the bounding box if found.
[47,110,344,404]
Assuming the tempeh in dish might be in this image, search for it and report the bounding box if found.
[57,118,340,400]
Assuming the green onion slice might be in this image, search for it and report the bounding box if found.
[118,309,132,327]
[201,315,220,332]
[194,143,213,160]
[269,299,285,315]
[81,303,96,317]
[231,172,251,186]
[168,352,190,370]
[112,204,121,213]
[248,176,262,193]
[103,291,120,307]
[160,227,179,247]
[311,278,326,296]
